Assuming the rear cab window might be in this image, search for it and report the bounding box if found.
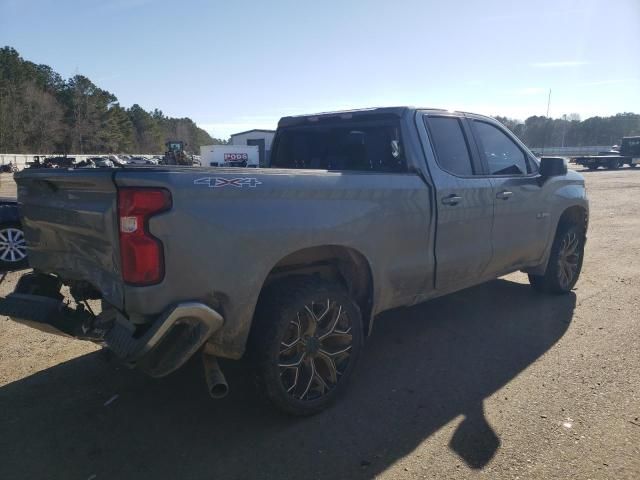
[270,118,406,172]
[424,116,475,176]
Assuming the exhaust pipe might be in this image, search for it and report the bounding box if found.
[202,350,229,399]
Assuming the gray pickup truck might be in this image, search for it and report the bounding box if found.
[0,107,588,415]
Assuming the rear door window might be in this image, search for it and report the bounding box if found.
[425,116,475,176]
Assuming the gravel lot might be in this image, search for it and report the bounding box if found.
[0,168,639,480]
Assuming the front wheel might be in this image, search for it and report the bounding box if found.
[529,223,584,294]
[250,277,363,415]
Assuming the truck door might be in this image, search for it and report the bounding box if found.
[421,113,494,291]
[467,117,550,273]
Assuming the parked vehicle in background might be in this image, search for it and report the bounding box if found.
[0,107,589,415]
[94,158,115,168]
[163,141,192,165]
[82,157,114,168]
[572,136,640,170]
[200,144,259,167]
[75,158,97,168]
[27,155,76,169]
[127,156,155,165]
[0,199,27,270]
[0,162,17,173]
[108,155,127,166]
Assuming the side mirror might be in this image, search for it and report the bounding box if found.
[540,157,567,177]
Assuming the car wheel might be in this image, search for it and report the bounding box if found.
[529,223,584,294]
[0,222,28,270]
[250,277,363,416]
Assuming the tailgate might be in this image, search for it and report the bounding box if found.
[15,169,124,309]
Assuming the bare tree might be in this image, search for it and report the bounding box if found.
[23,81,64,152]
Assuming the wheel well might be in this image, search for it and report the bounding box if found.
[259,246,374,334]
[525,205,588,277]
[558,205,588,234]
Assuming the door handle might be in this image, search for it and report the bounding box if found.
[441,194,462,206]
[496,190,513,200]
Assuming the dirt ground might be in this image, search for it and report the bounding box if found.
[0,168,639,480]
[0,173,18,197]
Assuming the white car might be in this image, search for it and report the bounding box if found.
[108,155,127,166]
[94,158,114,168]
[127,156,155,165]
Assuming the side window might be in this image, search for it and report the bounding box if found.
[473,121,528,175]
[425,116,474,176]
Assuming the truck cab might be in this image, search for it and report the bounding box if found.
[620,136,640,159]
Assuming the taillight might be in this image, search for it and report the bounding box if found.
[118,188,172,285]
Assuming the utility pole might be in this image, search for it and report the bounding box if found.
[542,89,552,156]
[545,89,552,118]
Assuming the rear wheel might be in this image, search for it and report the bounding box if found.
[250,277,363,415]
[529,223,584,294]
[0,222,28,271]
[607,158,620,170]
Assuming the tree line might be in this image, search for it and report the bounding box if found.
[0,46,225,154]
[2,46,639,154]
[496,112,640,148]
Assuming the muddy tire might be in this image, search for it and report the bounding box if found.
[249,277,363,416]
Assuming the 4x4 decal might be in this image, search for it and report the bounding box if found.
[194,177,262,188]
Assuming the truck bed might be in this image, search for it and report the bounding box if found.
[572,154,638,169]
[14,164,433,358]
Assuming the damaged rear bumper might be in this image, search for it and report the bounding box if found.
[0,276,223,377]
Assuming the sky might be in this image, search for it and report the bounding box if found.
[1,0,639,139]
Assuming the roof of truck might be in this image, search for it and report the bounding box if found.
[277,107,416,127]
[277,106,489,127]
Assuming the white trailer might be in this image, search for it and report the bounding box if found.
[200,145,259,168]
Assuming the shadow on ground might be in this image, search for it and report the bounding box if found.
[0,279,575,479]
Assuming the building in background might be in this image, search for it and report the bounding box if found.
[200,144,259,167]
[229,130,275,166]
